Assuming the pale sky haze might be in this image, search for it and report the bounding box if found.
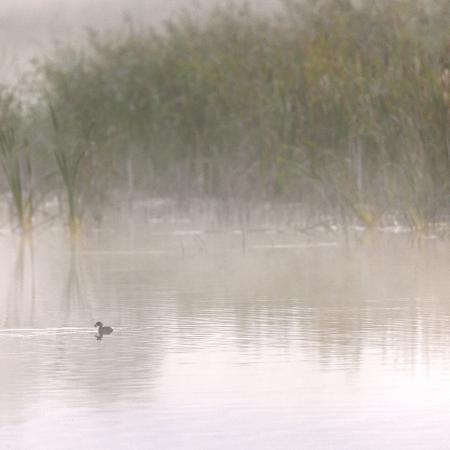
[0,0,278,83]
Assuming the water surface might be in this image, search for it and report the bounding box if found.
[1,231,450,449]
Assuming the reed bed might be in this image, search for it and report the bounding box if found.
[0,89,33,232]
[1,0,449,232]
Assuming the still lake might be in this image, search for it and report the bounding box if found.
[1,229,450,449]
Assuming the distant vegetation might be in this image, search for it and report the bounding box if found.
[0,0,448,233]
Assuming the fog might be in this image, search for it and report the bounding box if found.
[0,0,279,83]
[0,0,449,448]
[1,0,196,83]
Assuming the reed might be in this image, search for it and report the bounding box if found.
[41,51,98,234]
[2,0,448,231]
[0,89,33,232]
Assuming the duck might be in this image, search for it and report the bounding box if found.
[94,321,114,335]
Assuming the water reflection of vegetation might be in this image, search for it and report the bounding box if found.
[64,243,89,312]
[0,0,448,234]
[0,240,166,413]
[1,238,36,327]
[2,236,449,427]
[164,242,450,369]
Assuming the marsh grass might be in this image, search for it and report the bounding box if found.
[0,90,33,232]
[48,101,90,234]
[42,53,98,234]
[1,0,449,232]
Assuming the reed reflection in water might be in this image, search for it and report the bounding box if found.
[0,232,450,449]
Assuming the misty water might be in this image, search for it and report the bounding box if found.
[1,228,450,449]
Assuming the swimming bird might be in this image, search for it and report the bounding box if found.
[94,321,114,335]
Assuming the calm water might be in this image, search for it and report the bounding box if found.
[1,230,450,449]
